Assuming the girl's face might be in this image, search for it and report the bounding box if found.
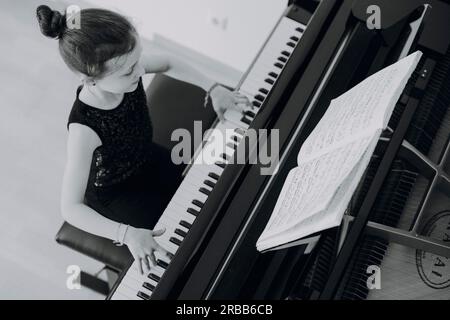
[94,37,145,94]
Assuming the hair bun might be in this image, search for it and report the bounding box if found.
[36,5,66,39]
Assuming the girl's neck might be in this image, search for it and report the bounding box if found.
[80,85,124,110]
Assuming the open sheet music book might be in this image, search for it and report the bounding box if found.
[256,51,423,252]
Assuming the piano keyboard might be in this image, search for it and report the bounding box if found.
[111,16,307,300]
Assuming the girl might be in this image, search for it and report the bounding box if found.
[36,5,249,274]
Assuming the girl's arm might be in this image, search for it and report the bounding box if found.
[61,124,168,274]
[142,52,215,92]
[61,124,119,240]
[142,52,251,121]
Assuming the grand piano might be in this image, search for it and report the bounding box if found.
[109,0,450,300]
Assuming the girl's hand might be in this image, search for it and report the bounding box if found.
[210,85,252,122]
[124,226,171,274]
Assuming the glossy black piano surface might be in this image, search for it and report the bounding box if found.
[109,0,450,300]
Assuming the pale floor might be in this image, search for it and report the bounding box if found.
[0,0,105,299]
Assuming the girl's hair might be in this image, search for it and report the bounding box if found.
[36,5,137,78]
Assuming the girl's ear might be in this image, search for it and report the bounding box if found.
[80,75,96,86]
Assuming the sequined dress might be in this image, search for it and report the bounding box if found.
[67,78,183,228]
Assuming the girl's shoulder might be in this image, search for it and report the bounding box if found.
[67,93,88,131]
[67,88,104,147]
[67,122,102,151]
[67,85,114,130]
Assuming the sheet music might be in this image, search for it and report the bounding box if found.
[298,51,423,163]
[257,51,422,252]
[258,133,378,250]
[258,133,377,244]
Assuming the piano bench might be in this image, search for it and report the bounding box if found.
[55,222,132,294]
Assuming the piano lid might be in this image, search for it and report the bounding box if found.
[192,0,450,300]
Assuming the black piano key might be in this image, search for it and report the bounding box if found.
[156,259,169,269]
[215,161,226,169]
[226,142,237,150]
[199,187,211,196]
[274,62,284,69]
[235,128,245,135]
[281,50,290,57]
[290,36,299,42]
[192,199,204,208]
[174,228,187,238]
[231,135,240,142]
[180,220,192,229]
[296,26,305,33]
[277,56,287,63]
[287,42,296,48]
[265,78,274,85]
[143,282,155,291]
[259,88,269,95]
[245,111,256,118]
[204,179,216,188]
[187,207,200,216]
[241,116,252,125]
[252,101,261,108]
[148,273,161,282]
[170,237,182,246]
[207,172,219,180]
[137,291,151,300]
[254,94,265,102]
[166,252,174,260]
[268,72,278,79]
[220,153,230,161]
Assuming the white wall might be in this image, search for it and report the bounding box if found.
[82,0,288,72]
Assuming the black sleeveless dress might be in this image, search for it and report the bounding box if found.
[67,78,183,229]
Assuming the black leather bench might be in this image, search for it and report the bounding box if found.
[55,74,216,294]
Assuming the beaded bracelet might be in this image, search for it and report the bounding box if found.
[204,82,221,108]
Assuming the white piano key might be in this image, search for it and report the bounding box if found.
[157,215,194,240]
[173,191,207,209]
[110,291,130,300]
[181,187,209,204]
[241,78,274,95]
[249,53,293,73]
[164,201,197,222]
[253,54,292,70]
[190,163,224,176]
[161,202,195,222]
[154,250,172,264]
[180,169,212,188]
[240,80,272,95]
[224,109,248,128]
[179,174,207,190]
[245,71,278,86]
[154,235,179,255]
[172,196,206,214]
[116,283,143,300]
[124,269,148,285]
[158,210,194,234]
[122,277,154,298]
